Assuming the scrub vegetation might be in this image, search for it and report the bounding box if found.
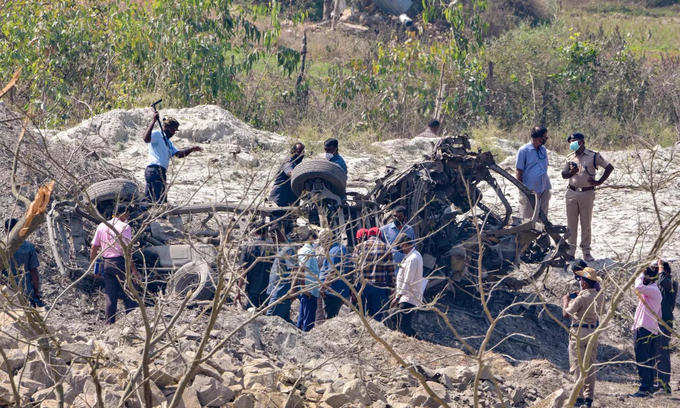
[1,0,679,149]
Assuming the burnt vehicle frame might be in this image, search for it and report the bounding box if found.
[288,136,572,287]
[51,136,571,297]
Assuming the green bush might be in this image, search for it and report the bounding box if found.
[0,0,295,127]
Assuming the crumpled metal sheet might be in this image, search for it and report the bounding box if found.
[374,0,413,16]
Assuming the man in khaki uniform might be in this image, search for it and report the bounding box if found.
[562,262,604,408]
[561,133,614,261]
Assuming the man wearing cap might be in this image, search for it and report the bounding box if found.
[380,206,416,269]
[561,133,614,261]
[417,119,441,138]
[630,263,663,397]
[655,260,677,394]
[142,111,202,204]
[515,126,551,220]
[562,261,604,407]
[323,138,347,174]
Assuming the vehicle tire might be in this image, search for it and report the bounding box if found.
[167,261,215,302]
[290,159,347,197]
[82,178,139,205]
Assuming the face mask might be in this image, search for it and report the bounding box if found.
[325,153,334,160]
[569,141,580,151]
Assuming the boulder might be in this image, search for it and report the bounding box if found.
[18,357,68,387]
[193,374,235,406]
[1,348,25,371]
[233,393,256,408]
[530,388,566,408]
[178,386,202,408]
[340,378,368,404]
[322,391,350,408]
[60,341,95,363]
[243,368,277,389]
[410,381,448,408]
[72,379,123,408]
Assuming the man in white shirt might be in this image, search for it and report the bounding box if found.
[393,236,425,337]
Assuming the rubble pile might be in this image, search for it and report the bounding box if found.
[0,303,566,408]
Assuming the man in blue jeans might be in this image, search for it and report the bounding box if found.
[296,236,321,331]
[266,228,297,323]
[319,230,353,319]
[352,227,395,322]
[3,219,44,307]
[142,111,202,204]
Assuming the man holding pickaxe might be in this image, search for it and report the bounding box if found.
[142,102,202,204]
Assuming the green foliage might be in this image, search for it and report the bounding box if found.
[0,0,294,126]
[323,0,489,133]
[554,31,600,100]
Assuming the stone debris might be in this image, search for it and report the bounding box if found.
[0,308,555,408]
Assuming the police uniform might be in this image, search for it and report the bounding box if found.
[565,288,603,402]
[566,149,610,259]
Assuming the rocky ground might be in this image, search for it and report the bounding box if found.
[1,104,680,407]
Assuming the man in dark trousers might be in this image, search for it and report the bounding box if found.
[143,111,202,204]
[237,223,272,309]
[630,263,663,397]
[269,142,305,231]
[655,260,677,394]
[3,219,44,307]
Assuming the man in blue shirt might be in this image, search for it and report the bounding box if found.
[3,218,44,307]
[324,138,347,174]
[515,126,551,220]
[319,230,353,319]
[266,227,297,323]
[380,206,416,268]
[142,111,202,204]
[296,239,321,331]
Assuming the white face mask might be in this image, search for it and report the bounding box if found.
[325,153,334,160]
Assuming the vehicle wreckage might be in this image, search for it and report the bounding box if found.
[50,136,572,299]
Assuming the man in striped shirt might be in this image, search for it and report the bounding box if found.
[352,227,395,322]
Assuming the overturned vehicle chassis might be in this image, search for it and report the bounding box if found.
[290,137,572,288]
[52,137,571,296]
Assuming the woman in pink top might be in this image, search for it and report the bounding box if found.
[90,206,139,324]
[630,263,663,397]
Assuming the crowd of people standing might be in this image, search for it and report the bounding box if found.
[238,206,426,337]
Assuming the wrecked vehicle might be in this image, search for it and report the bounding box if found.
[51,136,571,300]
[288,136,572,289]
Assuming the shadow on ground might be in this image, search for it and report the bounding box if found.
[412,287,636,383]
